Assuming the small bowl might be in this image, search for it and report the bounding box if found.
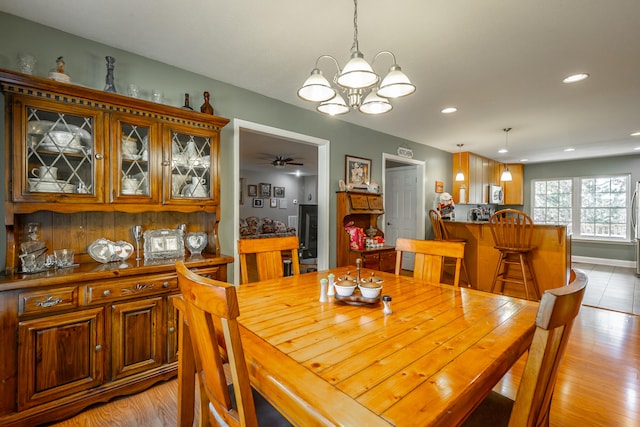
[334,283,356,297]
[358,284,382,299]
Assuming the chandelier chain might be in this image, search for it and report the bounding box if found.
[352,0,359,53]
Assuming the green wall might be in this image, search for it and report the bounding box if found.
[524,154,640,262]
[0,13,451,276]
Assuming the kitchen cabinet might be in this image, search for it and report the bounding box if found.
[0,69,233,426]
[336,192,393,272]
[453,151,522,205]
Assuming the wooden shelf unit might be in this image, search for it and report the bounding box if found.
[0,68,232,426]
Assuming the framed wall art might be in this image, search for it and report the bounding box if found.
[252,198,263,208]
[240,178,245,205]
[273,186,285,198]
[270,198,277,208]
[345,155,371,186]
[259,183,271,198]
[248,184,257,197]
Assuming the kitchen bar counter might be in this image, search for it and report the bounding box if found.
[444,220,571,299]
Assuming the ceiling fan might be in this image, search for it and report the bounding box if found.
[271,155,304,169]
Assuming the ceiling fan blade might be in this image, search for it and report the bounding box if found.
[281,158,294,162]
[287,162,304,166]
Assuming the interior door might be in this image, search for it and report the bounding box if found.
[385,166,418,270]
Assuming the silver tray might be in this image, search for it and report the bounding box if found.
[88,238,134,263]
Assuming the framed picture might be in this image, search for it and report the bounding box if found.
[240,178,245,205]
[259,183,271,198]
[143,229,185,261]
[345,155,371,186]
[248,184,257,197]
[270,198,277,208]
[252,198,263,208]
[273,186,285,198]
[435,180,444,193]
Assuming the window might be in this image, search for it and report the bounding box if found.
[532,174,630,241]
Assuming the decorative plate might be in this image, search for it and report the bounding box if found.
[88,238,134,263]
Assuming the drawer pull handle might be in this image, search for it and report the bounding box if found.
[169,326,175,333]
[35,296,63,308]
[95,345,102,351]
[162,281,169,288]
[95,153,104,160]
[103,290,111,296]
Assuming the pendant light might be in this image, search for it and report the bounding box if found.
[500,128,513,182]
[297,0,415,116]
[455,143,465,182]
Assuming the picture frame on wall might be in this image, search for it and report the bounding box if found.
[273,186,285,198]
[259,183,271,198]
[252,198,263,208]
[270,198,277,208]
[240,178,245,205]
[248,184,257,197]
[345,155,371,186]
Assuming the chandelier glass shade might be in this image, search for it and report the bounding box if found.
[297,0,415,116]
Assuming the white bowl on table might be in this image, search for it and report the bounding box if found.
[358,283,382,299]
[334,283,356,297]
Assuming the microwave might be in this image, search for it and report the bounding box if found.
[488,184,504,204]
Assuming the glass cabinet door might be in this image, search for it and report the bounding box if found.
[165,124,218,204]
[17,98,103,203]
[111,115,159,203]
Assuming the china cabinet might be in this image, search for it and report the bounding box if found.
[0,69,232,426]
[336,191,395,273]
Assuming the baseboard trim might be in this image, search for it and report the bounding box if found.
[572,255,636,268]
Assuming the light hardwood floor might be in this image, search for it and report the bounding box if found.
[48,265,640,427]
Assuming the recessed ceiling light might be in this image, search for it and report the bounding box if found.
[564,147,575,152]
[634,147,640,151]
[631,132,640,136]
[498,148,508,154]
[563,73,589,83]
[520,158,529,162]
[441,107,458,114]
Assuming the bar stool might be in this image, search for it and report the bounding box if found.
[428,209,472,287]
[488,209,540,300]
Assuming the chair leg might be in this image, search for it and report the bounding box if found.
[461,259,472,288]
[518,253,530,301]
[525,254,540,300]
[491,252,506,294]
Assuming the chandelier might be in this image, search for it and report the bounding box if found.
[297,0,416,115]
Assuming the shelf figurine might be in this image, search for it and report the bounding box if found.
[104,56,117,93]
[200,91,214,115]
[182,93,193,110]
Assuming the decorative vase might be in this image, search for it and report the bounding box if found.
[104,56,117,93]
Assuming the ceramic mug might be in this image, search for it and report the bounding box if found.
[31,166,58,181]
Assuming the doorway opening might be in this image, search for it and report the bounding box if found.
[233,120,329,284]
[382,153,425,270]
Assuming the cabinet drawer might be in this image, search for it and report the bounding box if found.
[19,286,78,316]
[85,274,177,304]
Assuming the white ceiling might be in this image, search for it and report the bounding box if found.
[3,0,640,165]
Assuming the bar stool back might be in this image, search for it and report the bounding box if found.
[489,209,540,300]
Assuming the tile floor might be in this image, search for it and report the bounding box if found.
[573,262,640,315]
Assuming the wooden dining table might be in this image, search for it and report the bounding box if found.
[177,266,539,426]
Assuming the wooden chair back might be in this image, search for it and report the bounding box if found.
[429,209,446,240]
[394,238,466,287]
[489,209,534,250]
[508,269,587,426]
[176,261,258,427]
[237,236,300,284]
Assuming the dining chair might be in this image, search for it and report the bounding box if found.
[394,237,466,287]
[176,261,292,427]
[462,268,587,427]
[237,236,300,284]
[428,209,472,287]
[489,209,540,300]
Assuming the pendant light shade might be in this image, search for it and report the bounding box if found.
[500,128,513,182]
[297,0,415,116]
[455,143,465,182]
